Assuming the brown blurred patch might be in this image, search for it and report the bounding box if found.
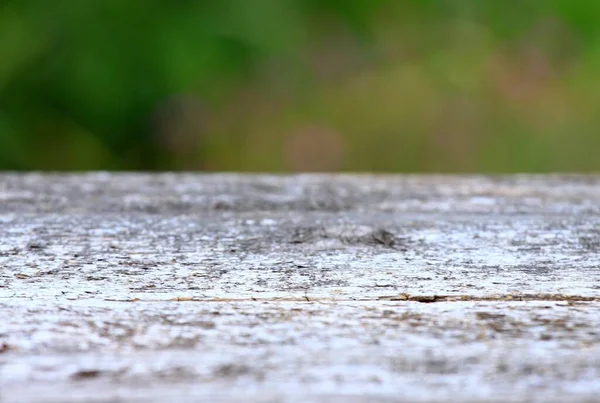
[488,48,555,103]
[283,124,346,172]
[308,29,367,83]
[428,97,480,171]
[152,94,209,169]
[524,17,580,71]
[487,18,573,104]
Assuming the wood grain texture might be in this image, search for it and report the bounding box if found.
[1,174,599,402]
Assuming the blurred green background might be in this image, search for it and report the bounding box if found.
[2,0,600,172]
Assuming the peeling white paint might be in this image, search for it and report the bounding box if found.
[1,174,599,402]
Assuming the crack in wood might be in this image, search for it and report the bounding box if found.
[377,293,600,303]
[70,294,600,303]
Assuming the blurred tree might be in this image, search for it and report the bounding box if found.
[1,0,600,171]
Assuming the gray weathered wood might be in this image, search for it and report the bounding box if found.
[1,174,599,402]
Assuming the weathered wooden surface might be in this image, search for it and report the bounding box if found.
[1,174,599,402]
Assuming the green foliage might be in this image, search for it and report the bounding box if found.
[1,0,600,171]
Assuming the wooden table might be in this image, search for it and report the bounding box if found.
[1,174,599,402]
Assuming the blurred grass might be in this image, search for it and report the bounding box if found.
[1,0,600,172]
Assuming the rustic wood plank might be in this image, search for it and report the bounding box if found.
[1,174,599,402]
